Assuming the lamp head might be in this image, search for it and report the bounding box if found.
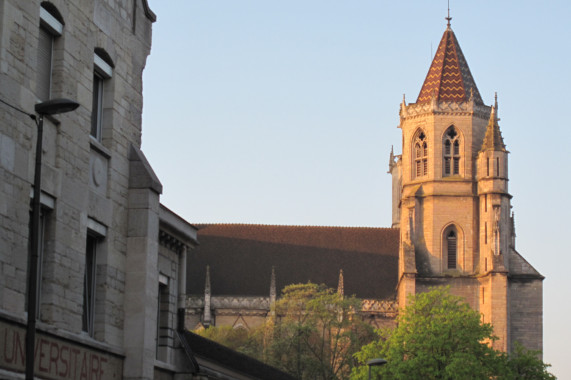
[367,358,387,367]
[35,98,79,116]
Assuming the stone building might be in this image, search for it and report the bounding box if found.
[0,1,294,379]
[187,20,543,354]
[391,18,544,353]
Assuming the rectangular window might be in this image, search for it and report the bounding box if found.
[416,160,421,177]
[90,73,104,139]
[26,192,55,317]
[37,27,53,100]
[496,157,500,176]
[486,158,490,176]
[83,218,106,337]
[38,6,63,100]
[423,159,428,176]
[157,277,169,361]
[91,53,113,141]
[83,234,97,336]
[444,157,450,175]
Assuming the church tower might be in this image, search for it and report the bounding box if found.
[390,17,544,353]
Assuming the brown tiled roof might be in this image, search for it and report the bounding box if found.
[187,224,400,300]
[416,26,483,105]
[480,106,507,152]
[182,330,296,380]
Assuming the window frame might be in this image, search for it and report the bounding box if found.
[83,218,107,337]
[443,126,461,177]
[37,5,63,101]
[90,52,113,141]
[27,192,55,317]
[413,130,428,179]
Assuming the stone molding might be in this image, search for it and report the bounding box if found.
[187,296,399,317]
[401,100,491,120]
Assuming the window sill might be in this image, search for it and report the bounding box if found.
[89,136,111,158]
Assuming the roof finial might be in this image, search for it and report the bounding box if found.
[446,0,452,28]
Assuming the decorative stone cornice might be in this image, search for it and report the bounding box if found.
[187,296,270,310]
[360,299,398,315]
[400,100,491,121]
[187,296,399,317]
[159,230,185,253]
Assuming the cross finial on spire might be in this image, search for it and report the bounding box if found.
[446,0,452,27]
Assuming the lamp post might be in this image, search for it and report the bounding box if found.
[25,98,79,380]
[367,358,387,380]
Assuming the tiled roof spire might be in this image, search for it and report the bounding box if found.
[416,25,483,105]
[481,95,507,152]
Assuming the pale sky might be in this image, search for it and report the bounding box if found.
[142,1,571,378]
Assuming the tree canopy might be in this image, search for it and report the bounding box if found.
[196,282,374,380]
[351,287,555,380]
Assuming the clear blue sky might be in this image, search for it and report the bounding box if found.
[142,1,571,377]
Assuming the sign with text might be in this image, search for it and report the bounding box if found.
[0,319,123,380]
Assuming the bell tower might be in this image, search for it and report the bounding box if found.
[390,16,543,353]
[394,19,491,283]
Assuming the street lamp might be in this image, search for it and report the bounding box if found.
[367,358,387,380]
[26,98,79,380]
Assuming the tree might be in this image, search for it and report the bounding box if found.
[351,287,555,380]
[503,342,556,380]
[195,325,250,351]
[265,283,374,380]
[195,283,374,380]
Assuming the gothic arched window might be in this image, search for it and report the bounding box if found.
[447,229,457,269]
[413,131,428,178]
[443,127,460,176]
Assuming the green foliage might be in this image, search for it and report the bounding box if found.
[502,342,556,380]
[194,283,374,380]
[265,283,374,380]
[195,325,250,351]
[351,287,556,380]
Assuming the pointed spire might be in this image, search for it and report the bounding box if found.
[445,0,452,28]
[203,265,212,326]
[416,25,483,105]
[481,97,506,152]
[388,145,395,171]
[269,266,277,316]
[269,266,276,304]
[337,269,344,297]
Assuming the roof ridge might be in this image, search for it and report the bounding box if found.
[195,223,398,230]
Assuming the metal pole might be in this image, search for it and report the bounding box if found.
[26,115,43,379]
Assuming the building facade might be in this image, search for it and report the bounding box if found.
[187,21,543,355]
[0,2,296,379]
[0,1,225,379]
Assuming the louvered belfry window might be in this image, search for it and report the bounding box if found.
[447,230,457,269]
[443,127,460,176]
[414,131,428,178]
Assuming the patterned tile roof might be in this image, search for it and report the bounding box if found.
[416,26,483,105]
[481,106,506,152]
[187,224,400,300]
